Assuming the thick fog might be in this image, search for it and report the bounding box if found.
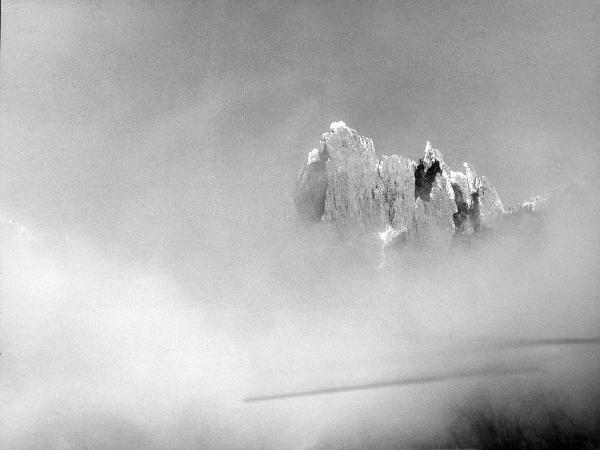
[2,1,599,449]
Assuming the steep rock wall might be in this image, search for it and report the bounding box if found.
[294,122,537,254]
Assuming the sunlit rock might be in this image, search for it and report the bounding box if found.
[377,154,416,231]
[293,122,538,257]
[519,195,547,214]
[320,122,381,233]
[448,162,504,233]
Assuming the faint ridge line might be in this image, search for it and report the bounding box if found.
[244,366,542,403]
[485,337,600,351]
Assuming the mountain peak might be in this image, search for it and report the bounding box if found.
[293,123,542,257]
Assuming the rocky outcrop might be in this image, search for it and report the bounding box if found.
[294,122,540,256]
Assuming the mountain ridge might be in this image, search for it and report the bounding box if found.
[293,122,544,255]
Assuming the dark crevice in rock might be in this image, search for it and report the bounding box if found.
[414,159,442,202]
[452,183,470,230]
[294,144,330,223]
[451,183,483,233]
[469,192,482,232]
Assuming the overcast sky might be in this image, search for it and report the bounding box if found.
[2,1,600,253]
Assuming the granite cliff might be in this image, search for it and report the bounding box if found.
[294,122,543,258]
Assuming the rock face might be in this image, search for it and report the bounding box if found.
[294,122,540,255]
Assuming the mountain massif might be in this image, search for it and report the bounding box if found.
[293,122,545,257]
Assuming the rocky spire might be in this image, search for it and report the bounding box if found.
[294,122,541,257]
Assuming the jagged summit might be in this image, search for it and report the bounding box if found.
[294,122,542,254]
[329,121,348,133]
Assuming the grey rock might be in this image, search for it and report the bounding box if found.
[293,122,533,256]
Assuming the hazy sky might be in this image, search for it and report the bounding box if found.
[2,0,599,253]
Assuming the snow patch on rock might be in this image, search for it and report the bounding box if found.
[307,148,320,164]
[329,121,347,133]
